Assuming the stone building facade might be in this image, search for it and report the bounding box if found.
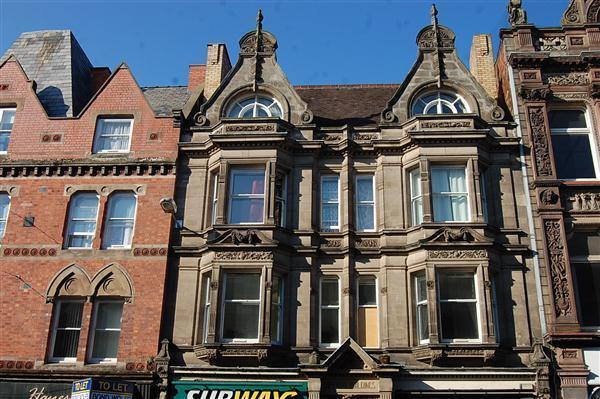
[0,31,185,397]
[163,9,549,398]
[498,1,600,399]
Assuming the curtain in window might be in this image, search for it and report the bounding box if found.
[321,177,339,231]
[53,301,84,359]
[103,193,136,248]
[356,176,375,231]
[0,109,15,152]
[229,171,265,224]
[96,120,131,152]
[67,193,99,248]
[0,193,9,238]
[432,168,468,222]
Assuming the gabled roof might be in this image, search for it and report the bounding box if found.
[321,337,379,370]
[295,85,397,127]
[0,30,94,117]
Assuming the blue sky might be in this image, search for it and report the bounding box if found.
[1,0,570,87]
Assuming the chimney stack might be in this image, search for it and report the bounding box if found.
[469,34,498,99]
[187,64,206,91]
[204,44,231,100]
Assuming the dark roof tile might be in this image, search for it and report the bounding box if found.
[141,86,190,116]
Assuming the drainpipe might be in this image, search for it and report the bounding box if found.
[506,54,548,337]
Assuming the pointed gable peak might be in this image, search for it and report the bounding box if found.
[322,338,379,370]
[239,9,278,58]
[416,4,455,51]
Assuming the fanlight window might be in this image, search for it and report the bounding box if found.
[412,92,468,115]
[227,96,283,118]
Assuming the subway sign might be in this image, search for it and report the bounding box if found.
[71,378,134,399]
[172,382,308,399]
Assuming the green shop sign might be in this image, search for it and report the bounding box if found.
[172,382,308,399]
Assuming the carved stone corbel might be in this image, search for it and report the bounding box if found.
[154,339,171,399]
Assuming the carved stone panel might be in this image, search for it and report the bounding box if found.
[527,107,554,178]
[542,219,575,319]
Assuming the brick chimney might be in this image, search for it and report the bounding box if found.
[188,64,206,91]
[204,44,231,100]
[469,34,498,99]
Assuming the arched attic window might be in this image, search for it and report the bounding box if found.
[411,91,469,116]
[226,95,283,118]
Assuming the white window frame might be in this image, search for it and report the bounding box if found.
[93,118,133,154]
[202,275,212,343]
[431,166,471,223]
[219,272,262,344]
[437,270,482,343]
[270,275,284,344]
[0,108,16,154]
[64,192,100,249]
[48,299,84,363]
[0,192,10,239]
[320,175,340,232]
[87,300,124,364]
[275,174,288,228]
[227,168,266,225]
[571,255,600,331]
[355,174,376,232]
[414,273,429,345]
[101,192,137,249]
[409,168,423,226]
[211,173,219,226]
[319,276,341,348]
[226,95,283,118]
[549,107,600,181]
[411,91,470,116]
[356,276,379,348]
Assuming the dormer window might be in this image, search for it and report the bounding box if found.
[412,91,469,116]
[227,95,283,118]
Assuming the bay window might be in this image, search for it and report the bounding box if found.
[65,192,99,248]
[414,273,429,344]
[410,168,423,226]
[102,192,136,249]
[437,271,481,342]
[202,275,212,343]
[275,174,288,228]
[320,277,340,347]
[321,175,340,232]
[549,109,598,180]
[88,301,124,363]
[569,232,600,327]
[210,173,219,226]
[431,166,469,222]
[228,169,265,224]
[49,300,84,362]
[357,276,378,347]
[221,273,261,342]
[93,118,133,153]
[355,175,375,232]
[0,192,9,239]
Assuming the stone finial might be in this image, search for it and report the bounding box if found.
[431,4,439,27]
[508,0,528,26]
[256,9,263,32]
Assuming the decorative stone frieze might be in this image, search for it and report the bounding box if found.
[544,72,589,85]
[322,239,342,248]
[356,238,378,248]
[2,247,58,257]
[428,249,488,259]
[538,36,567,51]
[133,247,168,256]
[420,120,471,129]
[214,251,273,261]
[568,192,600,211]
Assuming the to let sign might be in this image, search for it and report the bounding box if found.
[72,379,134,399]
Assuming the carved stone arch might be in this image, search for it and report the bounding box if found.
[46,264,92,303]
[587,0,600,23]
[90,263,134,303]
[219,83,291,122]
[407,80,482,118]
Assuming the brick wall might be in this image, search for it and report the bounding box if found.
[0,56,177,370]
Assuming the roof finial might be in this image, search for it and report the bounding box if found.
[431,4,439,28]
[256,9,263,34]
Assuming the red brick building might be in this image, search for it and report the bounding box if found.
[0,31,188,397]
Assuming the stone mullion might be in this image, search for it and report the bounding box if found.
[420,159,433,223]
[426,264,439,344]
[261,265,272,344]
[479,263,496,344]
[215,161,228,224]
[469,158,484,223]
[266,160,276,225]
[541,216,580,329]
[206,265,221,343]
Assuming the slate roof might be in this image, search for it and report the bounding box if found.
[141,86,191,117]
[1,30,93,117]
[295,84,398,127]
